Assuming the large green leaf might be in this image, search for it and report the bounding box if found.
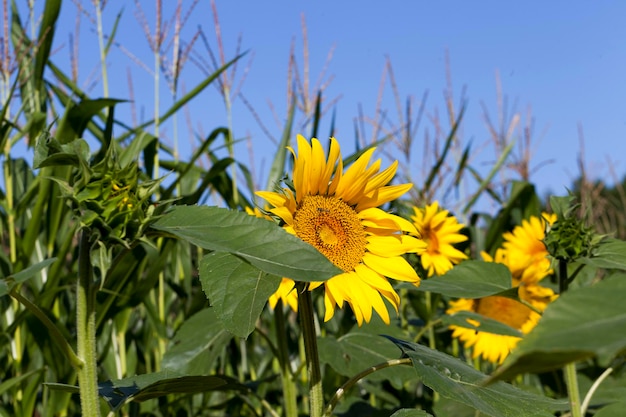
[319,321,417,389]
[580,239,626,270]
[410,261,512,298]
[441,311,523,337]
[387,337,567,417]
[161,308,233,373]
[152,205,341,281]
[199,252,281,338]
[488,276,626,382]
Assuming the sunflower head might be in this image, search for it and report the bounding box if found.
[256,135,426,325]
[447,283,555,364]
[500,213,556,284]
[411,201,468,277]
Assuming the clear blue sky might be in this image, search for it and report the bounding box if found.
[26,1,626,207]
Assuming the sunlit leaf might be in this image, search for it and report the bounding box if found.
[199,252,280,338]
[152,205,341,281]
[442,311,523,338]
[387,337,567,417]
[410,261,512,298]
[488,276,626,382]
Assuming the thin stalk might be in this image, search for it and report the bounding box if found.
[224,92,238,206]
[95,0,109,98]
[581,367,614,415]
[425,291,440,403]
[153,47,160,181]
[565,362,582,417]
[298,285,323,417]
[559,258,581,417]
[76,229,102,417]
[274,301,298,417]
[323,358,412,417]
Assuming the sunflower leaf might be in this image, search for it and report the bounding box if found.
[318,319,417,389]
[487,275,626,383]
[161,308,233,374]
[409,261,512,298]
[199,251,281,338]
[152,205,341,281]
[386,337,567,417]
[442,311,523,338]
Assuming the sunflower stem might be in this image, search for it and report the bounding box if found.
[558,258,582,417]
[425,291,440,403]
[298,284,323,417]
[274,300,298,417]
[76,229,102,417]
[565,362,582,417]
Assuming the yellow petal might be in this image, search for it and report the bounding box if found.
[362,252,420,283]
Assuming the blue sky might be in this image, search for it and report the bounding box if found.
[28,1,626,208]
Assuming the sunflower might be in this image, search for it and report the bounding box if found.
[447,214,558,364]
[256,135,426,325]
[245,207,300,312]
[501,213,556,284]
[447,287,552,364]
[411,201,468,277]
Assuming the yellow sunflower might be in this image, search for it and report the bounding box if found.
[447,216,559,364]
[447,288,551,364]
[245,207,299,312]
[501,213,556,284]
[411,201,468,277]
[256,135,426,325]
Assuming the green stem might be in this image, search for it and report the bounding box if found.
[558,258,581,417]
[95,0,109,98]
[581,366,613,415]
[76,229,102,417]
[323,358,412,417]
[564,362,582,417]
[298,285,323,417]
[425,291,440,403]
[275,300,298,417]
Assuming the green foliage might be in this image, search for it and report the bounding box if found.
[411,260,512,298]
[153,205,342,281]
[489,275,626,382]
[389,338,567,417]
[0,1,625,416]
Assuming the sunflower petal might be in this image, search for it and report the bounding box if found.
[362,252,420,283]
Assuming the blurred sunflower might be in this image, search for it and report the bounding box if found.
[245,207,299,312]
[501,213,556,284]
[411,201,468,277]
[257,135,426,325]
[447,287,554,364]
[447,214,558,364]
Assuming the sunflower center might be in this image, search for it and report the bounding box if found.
[421,226,439,253]
[293,195,367,272]
[475,296,531,330]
